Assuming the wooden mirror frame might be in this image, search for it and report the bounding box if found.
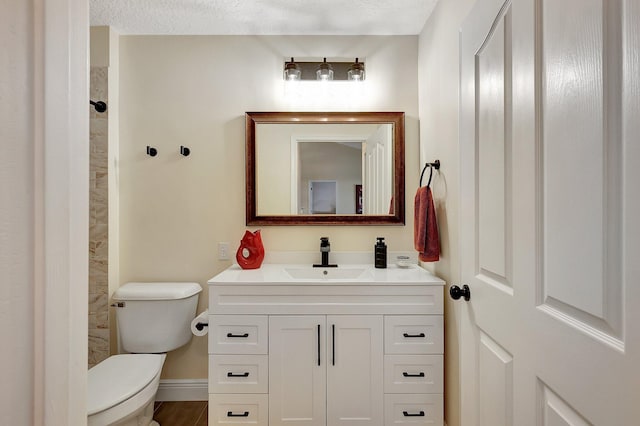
[246,111,405,225]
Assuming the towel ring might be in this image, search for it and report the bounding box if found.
[419,160,440,187]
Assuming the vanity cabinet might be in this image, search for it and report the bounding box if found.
[208,264,444,426]
[269,315,383,426]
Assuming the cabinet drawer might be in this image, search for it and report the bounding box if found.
[210,355,268,393]
[209,394,268,426]
[384,355,443,394]
[384,316,443,354]
[209,315,268,354]
[384,394,443,425]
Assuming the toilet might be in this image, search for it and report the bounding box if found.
[87,282,202,426]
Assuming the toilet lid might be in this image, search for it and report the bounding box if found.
[113,282,202,301]
[87,354,164,415]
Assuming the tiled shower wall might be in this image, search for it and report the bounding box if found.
[88,67,109,368]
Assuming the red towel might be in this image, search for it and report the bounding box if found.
[414,186,440,262]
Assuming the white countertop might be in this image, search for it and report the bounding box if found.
[208,263,445,285]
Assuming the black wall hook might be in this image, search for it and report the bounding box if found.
[146,146,158,157]
[419,160,441,187]
[89,100,107,113]
[180,146,191,156]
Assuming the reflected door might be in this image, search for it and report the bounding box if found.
[459,0,639,424]
[309,181,337,214]
[364,125,393,214]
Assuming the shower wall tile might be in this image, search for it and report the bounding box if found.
[88,293,108,315]
[94,239,108,260]
[90,151,108,174]
[89,284,108,297]
[89,66,110,368]
[88,329,110,368]
[90,67,108,119]
[90,117,108,140]
[88,312,108,330]
[93,199,108,226]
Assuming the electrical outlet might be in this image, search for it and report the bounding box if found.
[218,242,230,260]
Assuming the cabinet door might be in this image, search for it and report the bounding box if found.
[327,315,383,426]
[269,316,326,426]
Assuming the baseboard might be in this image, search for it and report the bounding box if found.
[155,379,208,401]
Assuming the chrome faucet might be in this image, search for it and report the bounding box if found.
[313,237,337,268]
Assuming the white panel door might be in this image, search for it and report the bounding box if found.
[326,316,383,426]
[460,1,518,424]
[269,316,326,426]
[364,125,392,214]
[459,0,640,424]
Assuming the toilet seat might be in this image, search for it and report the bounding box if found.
[88,354,165,425]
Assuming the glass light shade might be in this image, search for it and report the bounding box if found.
[347,58,365,81]
[284,58,301,80]
[347,68,364,81]
[316,58,334,81]
[285,67,301,80]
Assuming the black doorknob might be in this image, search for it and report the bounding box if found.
[449,285,471,301]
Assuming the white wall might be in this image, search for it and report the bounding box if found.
[118,35,420,379]
[418,1,476,425]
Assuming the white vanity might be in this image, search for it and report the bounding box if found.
[207,263,445,426]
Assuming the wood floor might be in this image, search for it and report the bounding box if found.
[153,401,207,426]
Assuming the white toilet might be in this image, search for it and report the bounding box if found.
[87,282,202,426]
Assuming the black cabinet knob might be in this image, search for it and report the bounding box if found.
[449,285,471,301]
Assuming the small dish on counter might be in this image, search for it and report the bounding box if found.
[396,256,413,268]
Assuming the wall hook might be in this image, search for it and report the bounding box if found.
[180,146,191,156]
[146,146,158,157]
[89,100,107,113]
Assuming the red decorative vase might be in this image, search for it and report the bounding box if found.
[236,230,265,270]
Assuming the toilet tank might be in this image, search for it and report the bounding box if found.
[113,282,202,353]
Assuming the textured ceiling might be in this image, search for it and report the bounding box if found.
[90,0,438,35]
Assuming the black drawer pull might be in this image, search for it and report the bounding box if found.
[227,411,250,417]
[226,333,249,338]
[332,324,336,366]
[403,332,426,338]
[317,324,321,366]
[403,411,425,417]
[403,372,425,377]
[227,372,250,377]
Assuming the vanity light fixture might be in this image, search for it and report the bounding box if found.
[283,58,365,81]
[284,57,301,80]
[316,58,334,81]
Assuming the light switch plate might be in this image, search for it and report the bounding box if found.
[218,242,230,260]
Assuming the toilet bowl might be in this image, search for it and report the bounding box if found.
[88,354,165,426]
[87,282,202,426]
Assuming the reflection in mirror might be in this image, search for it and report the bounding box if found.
[246,112,405,225]
[256,123,393,215]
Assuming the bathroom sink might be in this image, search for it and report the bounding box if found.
[284,267,369,280]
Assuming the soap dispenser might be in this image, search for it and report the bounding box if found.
[374,237,387,269]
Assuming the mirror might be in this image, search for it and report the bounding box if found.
[246,112,405,225]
